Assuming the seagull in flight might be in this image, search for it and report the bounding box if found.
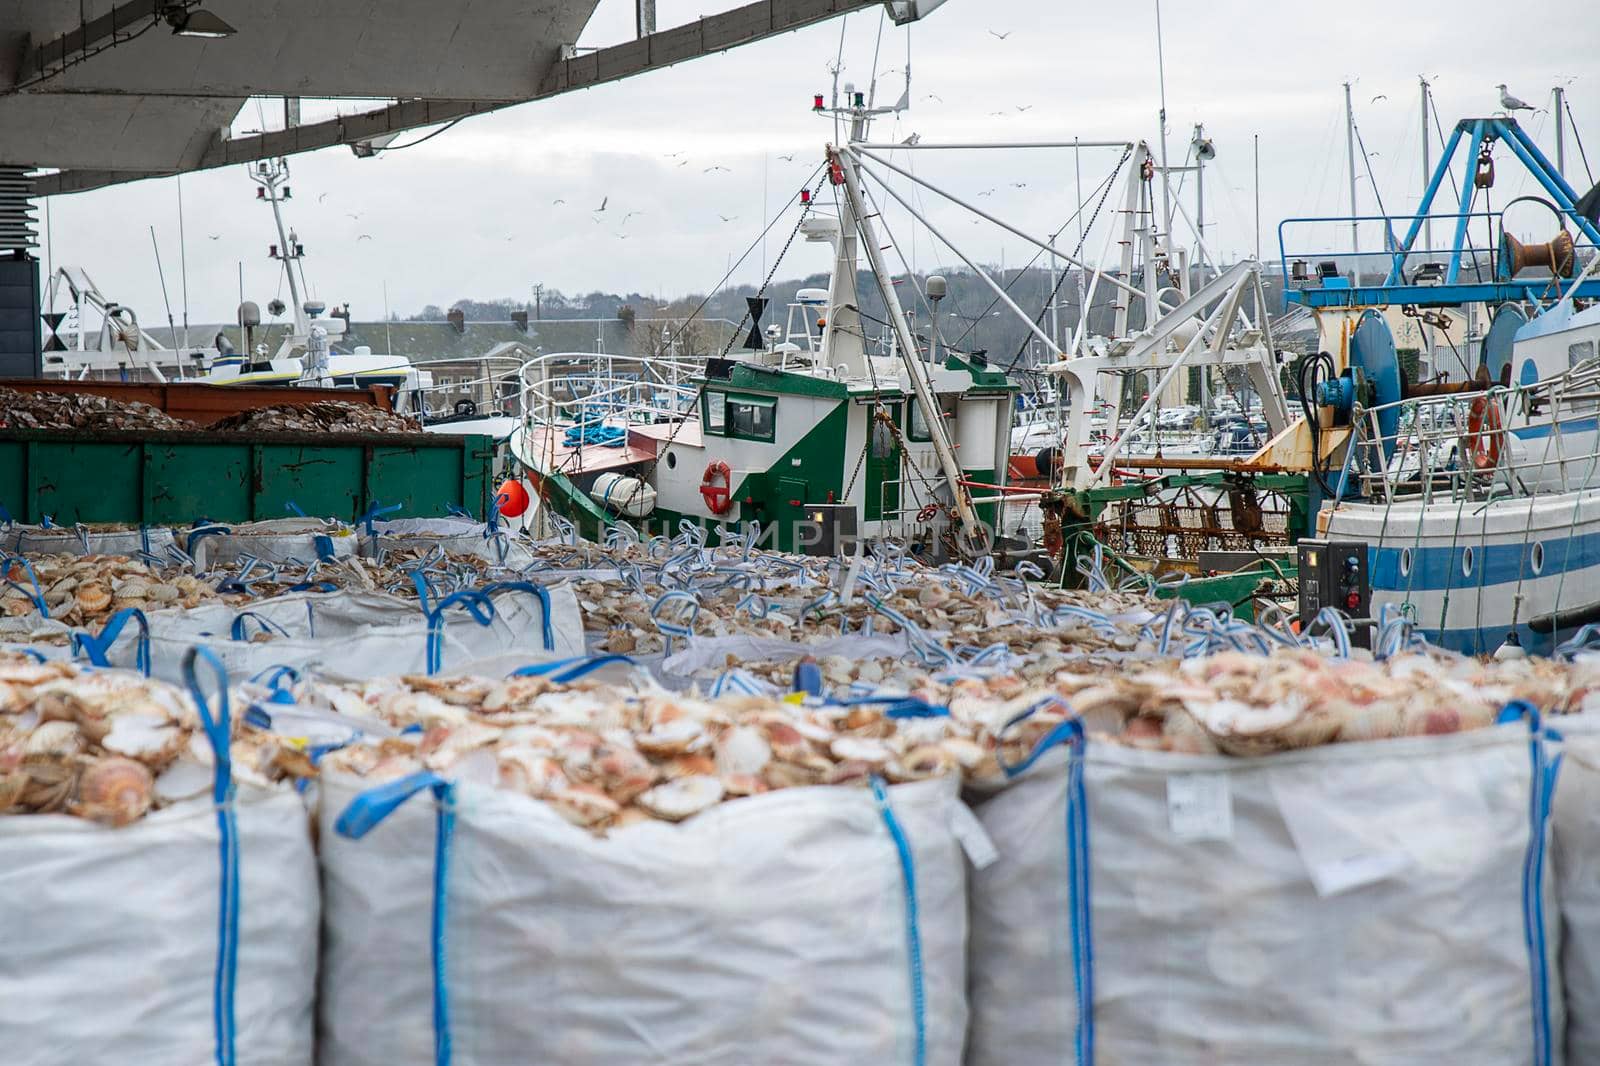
[677,160,689,167]
[987,110,1008,117]
[1010,181,1027,188]
[704,165,731,173]
[664,151,685,158]
[346,212,363,221]
[317,193,329,203]
[552,198,566,205]
[978,188,996,197]
[622,211,643,224]
[1370,94,1387,103]
[1497,84,1540,114]
[615,233,630,240]
[778,153,796,161]
[924,93,943,103]
[718,214,739,222]
[1015,104,1033,112]
[595,196,608,212]
[987,29,1011,39]
[207,234,221,241]
[357,234,372,241]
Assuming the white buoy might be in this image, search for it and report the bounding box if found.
[1492,631,1527,661]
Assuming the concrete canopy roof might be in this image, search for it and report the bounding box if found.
[2,0,936,193]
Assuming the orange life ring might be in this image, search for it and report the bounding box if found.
[699,460,734,515]
[1465,395,1503,472]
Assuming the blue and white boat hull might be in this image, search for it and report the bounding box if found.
[1322,490,1600,655]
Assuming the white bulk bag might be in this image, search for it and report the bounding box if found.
[0,777,318,1064]
[189,518,360,570]
[363,519,538,569]
[3,524,177,558]
[110,585,586,683]
[967,716,1561,1066]
[1553,714,1600,1063]
[318,772,971,1066]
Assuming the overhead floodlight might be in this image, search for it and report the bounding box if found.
[885,0,950,24]
[165,7,237,39]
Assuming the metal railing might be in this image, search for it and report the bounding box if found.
[1338,359,1600,505]
[517,351,704,441]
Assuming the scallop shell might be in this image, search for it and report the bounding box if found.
[72,756,154,827]
[636,775,724,821]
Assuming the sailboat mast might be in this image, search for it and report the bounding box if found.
[1555,86,1567,178]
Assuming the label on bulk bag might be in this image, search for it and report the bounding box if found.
[950,802,1000,869]
[1166,772,1233,842]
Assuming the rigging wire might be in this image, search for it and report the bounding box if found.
[1567,100,1596,186]
[370,118,467,153]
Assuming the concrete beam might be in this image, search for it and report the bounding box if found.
[22,0,164,89]
[34,0,880,196]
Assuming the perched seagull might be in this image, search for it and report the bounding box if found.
[1498,84,1538,113]
[595,196,609,212]
[901,133,921,146]
[987,29,1011,39]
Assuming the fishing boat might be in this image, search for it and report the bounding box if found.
[1282,113,1600,654]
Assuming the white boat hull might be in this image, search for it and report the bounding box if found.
[1323,489,1600,655]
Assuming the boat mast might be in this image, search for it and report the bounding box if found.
[1555,85,1567,178]
[1420,75,1435,373]
[252,158,308,337]
[1344,81,1359,284]
[832,112,984,553]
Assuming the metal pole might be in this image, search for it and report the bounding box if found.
[1555,86,1567,179]
[1344,81,1359,283]
[1253,132,1260,263]
[833,146,983,547]
[636,0,656,36]
[1194,123,1205,246]
[1420,77,1433,257]
[1154,0,1174,238]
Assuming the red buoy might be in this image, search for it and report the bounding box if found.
[496,479,530,517]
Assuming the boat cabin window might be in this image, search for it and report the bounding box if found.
[703,392,776,441]
[728,397,776,441]
[1570,340,1596,370]
[907,397,956,442]
[703,392,727,433]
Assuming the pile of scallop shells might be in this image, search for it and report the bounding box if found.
[0,386,191,432]
[1027,648,1587,757]
[208,401,421,435]
[205,547,506,600]
[2,554,217,627]
[312,671,996,831]
[0,654,308,825]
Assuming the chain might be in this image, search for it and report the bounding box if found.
[719,172,830,358]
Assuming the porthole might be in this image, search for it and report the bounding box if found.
[1462,546,1475,577]
[1399,547,1412,578]
[666,451,677,470]
[1531,542,1545,575]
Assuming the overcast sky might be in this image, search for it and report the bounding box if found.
[36,0,1600,329]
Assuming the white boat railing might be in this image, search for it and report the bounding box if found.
[1340,359,1600,505]
[517,351,703,438]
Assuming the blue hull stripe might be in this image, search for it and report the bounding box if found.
[1370,530,1600,590]
[1512,416,1600,441]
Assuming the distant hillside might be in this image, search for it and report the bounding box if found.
[415,263,1295,373]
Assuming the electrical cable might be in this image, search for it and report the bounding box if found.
[1297,350,1338,495]
[370,118,467,152]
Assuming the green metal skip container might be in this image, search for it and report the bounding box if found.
[0,429,497,525]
